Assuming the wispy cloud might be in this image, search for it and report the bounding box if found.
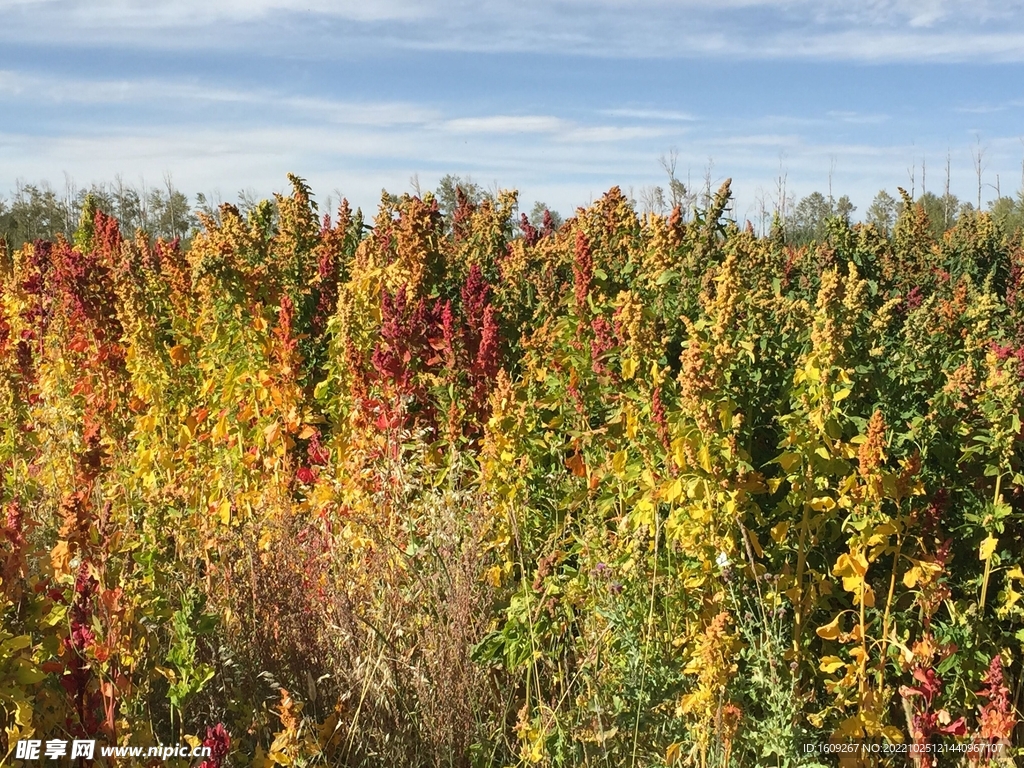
[4,2,1024,221]
[0,70,441,126]
[561,125,677,143]
[442,115,567,134]
[600,108,697,122]
[954,100,1024,115]
[4,0,1024,62]
[826,111,889,125]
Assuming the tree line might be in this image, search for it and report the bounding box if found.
[6,170,1024,255]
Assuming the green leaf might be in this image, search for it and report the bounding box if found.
[655,270,679,286]
[13,661,45,685]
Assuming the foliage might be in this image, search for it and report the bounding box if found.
[787,192,856,245]
[0,177,199,253]
[1,173,1022,767]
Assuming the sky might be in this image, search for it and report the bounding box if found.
[3,0,1024,225]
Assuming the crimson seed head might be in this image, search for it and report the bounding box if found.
[520,213,539,247]
[199,723,230,768]
[573,229,593,310]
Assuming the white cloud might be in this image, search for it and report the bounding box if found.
[0,0,432,25]
[826,111,890,125]
[4,0,1024,61]
[442,115,567,134]
[3,116,1021,233]
[560,125,677,143]
[0,70,440,126]
[601,108,697,122]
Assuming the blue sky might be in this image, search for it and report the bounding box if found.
[3,0,1024,224]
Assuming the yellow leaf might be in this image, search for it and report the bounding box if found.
[771,521,790,543]
[698,444,713,473]
[777,452,801,472]
[903,566,923,589]
[980,535,998,561]
[749,531,764,558]
[671,438,689,470]
[14,698,33,727]
[621,356,638,380]
[810,496,836,512]
[836,714,866,739]
[666,742,681,765]
[664,478,684,503]
[1008,566,1024,580]
[833,551,868,579]
[881,725,904,743]
[218,498,231,525]
[842,574,863,593]
[816,615,842,640]
[859,583,876,607]
[819,655,845,674]
[484,565,503,588]
[154,666,177,683]
[612,450,627,476]
[298,424,318,440]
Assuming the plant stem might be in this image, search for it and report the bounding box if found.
[792,499,811,656]
[979,473,1002,612]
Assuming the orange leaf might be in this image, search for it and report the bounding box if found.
[169,345,189,366]
[566,452,586,478]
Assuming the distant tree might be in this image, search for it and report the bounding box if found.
[0,197,9,256]
[110,175,146,232]
[865,190,897,236]
[148,187,198,241]
[236,188,265,218]
[659,149,696,218]
[194,192,223,225]
[638,185,666,216]
[786,191,856,245]
[939,192,960,232]
[1,176,201,249]
[989,195,1024,235]
[0,181,77,249]
[834,195,856,224]
[788,192,830,244]
[528,201,563,232]
[916,191,961,239]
